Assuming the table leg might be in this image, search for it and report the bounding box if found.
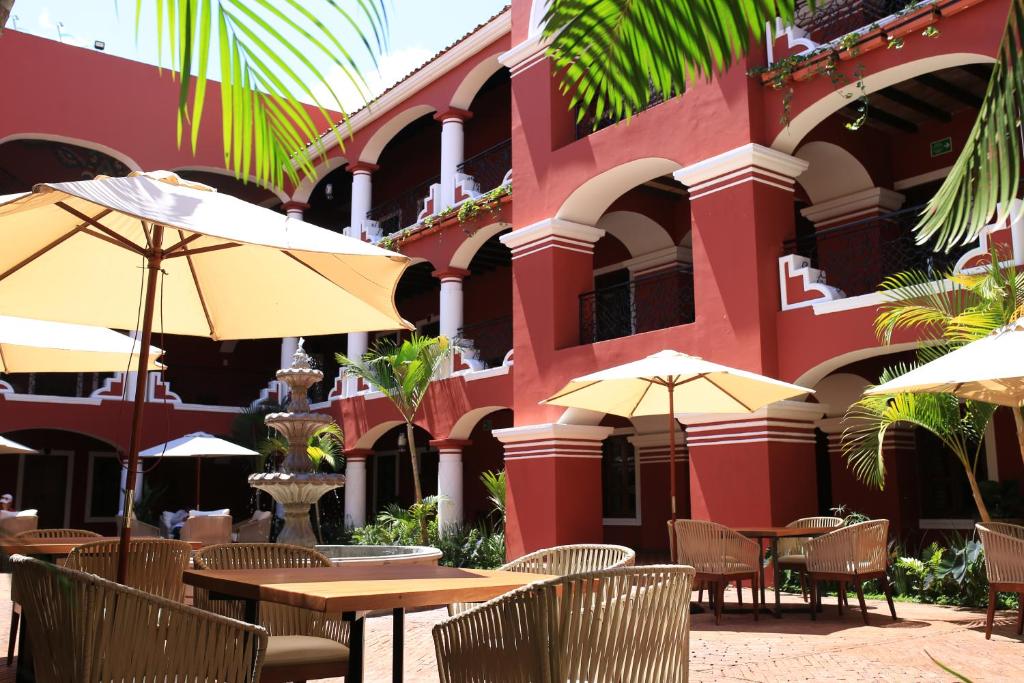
[344,611,365,683]
[393,607,405,683]
[14,614,30,683]
[243,599,259,625]
[758,538,766,609]
[772,537,782,618]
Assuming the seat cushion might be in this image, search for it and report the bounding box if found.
[265,635,349,668]
[777,555,806,566]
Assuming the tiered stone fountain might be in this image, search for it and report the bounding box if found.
[248,341,345,547]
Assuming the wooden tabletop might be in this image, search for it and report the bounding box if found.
[2,537,203,556]
[733,527,836,539]
[183,564,555,613]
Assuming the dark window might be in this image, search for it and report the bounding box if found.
[602,435,637,519]
[89,454,121,519]
[916,429,987,519]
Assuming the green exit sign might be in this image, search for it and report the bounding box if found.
[930,137,953,157]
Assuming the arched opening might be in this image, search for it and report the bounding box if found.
[304,163,354,234]
[372,261,440,345]
[458,68,512,194]
[368,423,437,513]
[461,408,511,524]
[367,111,441,234]
[460,228,512,367]
[0,429,120,532]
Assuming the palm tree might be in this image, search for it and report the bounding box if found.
[336,334,454,544]
[542,0,1024,252]
[843,364,996,522]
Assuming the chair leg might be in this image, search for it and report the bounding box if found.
[697,582,703,605]
[752,575,759,622]
[985,586,997,640]
[837,581,845,616]
[1018,593,1023,635]
[714,582,725,625]
[737,581,743,606]
[809,580,817,621]
[6,605,18,667]
[883,577,897,620]
[855,581,869,626]
[799,571,808,602]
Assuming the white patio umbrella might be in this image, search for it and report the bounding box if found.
[0,315,163,372]
[140,432,258,509]
[0,435,36,455]
[0,171,411,581]
[544,350,814,525]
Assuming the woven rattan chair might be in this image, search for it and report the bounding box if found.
[777,516,843,601]
[15,529,100,540]
[181,514,232,545]
[10,554,265,681]
[0,514,37,538]
[447,543,636,616]
[115,514,161,538]
[193,542,348,683]
[977,522,1024,639]
[804,519,896,624]
[670,520,759,624]
[434,565,694,683]
[65,538,192,602]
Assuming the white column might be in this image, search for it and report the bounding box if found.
[348,163,376,239]
[283,201,308,221]
[344,331,370,395]
[436,108,471,210]
[435,268,469,340]
[279,202,307,389]
[118,460,144,515]
[434,439,467,531]
[344,452,369,528]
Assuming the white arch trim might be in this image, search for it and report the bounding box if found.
[793,341,920,389]
[448,406,510,441]
[0,133,143,173]
[595,211,675,259]
[794,142,874,205]
[353,420,405,450]
[450,55,506,110]
[359,104,437,165]
[173,165,290,203]
[528,0,550,37]
[557,157,682,226]
[450,221,512,270]
[812,372,873,418]
[773,53,995,154]
[290,154,349,204]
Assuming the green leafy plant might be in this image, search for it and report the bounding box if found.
[336,334,455,544]
[480,469,506,526]
[307,422,345,472]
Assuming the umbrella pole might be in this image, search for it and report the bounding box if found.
[196,459,202,510]
[668,381,677,527]
[116,227,163,584]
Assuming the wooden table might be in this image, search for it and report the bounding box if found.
[733,527,836,618]
[183,564,553,683]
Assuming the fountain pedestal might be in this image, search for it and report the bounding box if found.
[248,341,344,547]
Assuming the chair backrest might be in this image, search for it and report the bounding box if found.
[0,515,38,537]
[778,516,844,557]
[16,528,101,540]
[503,543,635,575]
[181,514,232,545]
[234,511,273,543]
[115,515,162,538]
[194,543,345,642]
[434,565,694,683]
[805,519,889,575]
[669,519,757,574]
[65,538,192,602]
[11,555,265,683]
[977,522,1024,585]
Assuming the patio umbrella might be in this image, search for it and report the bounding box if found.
[0,436,36,455]
[140,432,258,509]
[0,315,163,372]
[544,350,813,525]
[0,171,411,582]
[866,319,1024,457]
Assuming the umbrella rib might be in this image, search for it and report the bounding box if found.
[163,233,203,255]
[702,375,754,412]
[182,246,216,338]
[627,381,655,418]
[55,202,144,255]
[0,208,111,283]
[163,242,242,259]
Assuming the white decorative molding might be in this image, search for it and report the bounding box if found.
[594,245,690,278]
[680,399,826,427]
[493,422,613,444]
[779,254,844,311]
[0,379,13,394]
[765,18,818,66]
[673,143,809,190]
[954,199,1024,272]
[893,166,952,191]
[498,34,552,74]
[800,187,905,226]
[499,217,604,258]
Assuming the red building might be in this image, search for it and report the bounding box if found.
[1,0,1021,558]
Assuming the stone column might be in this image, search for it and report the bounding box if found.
[431,438,470,531]
[433,267,470,340]
[347,162,377,239]
[494,423,613,558]
[343,448,372,528]
[282,200,309,221]
[435,108,473,209]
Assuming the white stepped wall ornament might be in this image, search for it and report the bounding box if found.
[779,254,845,311]
[954,199,1024,273]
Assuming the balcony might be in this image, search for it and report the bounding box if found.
[575,87,674,140]
[367,175,438,235]
[579,266,695,345]
[782,205,968,297]
[458,315,512,368]
[793,0,906,44]
[457,139,511,193]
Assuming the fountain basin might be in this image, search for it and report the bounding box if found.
[315,544,442,567]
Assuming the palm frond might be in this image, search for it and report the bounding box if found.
[542,0,805,126]
[913,2,1024,251]
[149,0,387,188]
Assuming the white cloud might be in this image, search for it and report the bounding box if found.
[37,8,54,30]
[307,46,434,113]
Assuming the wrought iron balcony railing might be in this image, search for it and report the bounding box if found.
[458,315,512,368]
[367,175,439,235]
[579,266,695,345]
[782,204,967,297]
[793,0,906,44]
[457,139,511,193]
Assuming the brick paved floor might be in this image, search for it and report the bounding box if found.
[1,576,1020,681]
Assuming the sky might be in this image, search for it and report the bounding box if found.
[3,1,509,111]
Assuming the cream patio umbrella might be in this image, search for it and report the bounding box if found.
[544,350,814,525]
[140,432,258,509]
[0,436,36,455]
[0,315,163,372]
[0,171,411,581]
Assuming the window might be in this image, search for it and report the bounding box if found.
[86,453,121,522]
[917,429,986,520]
[602,435,639,524]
